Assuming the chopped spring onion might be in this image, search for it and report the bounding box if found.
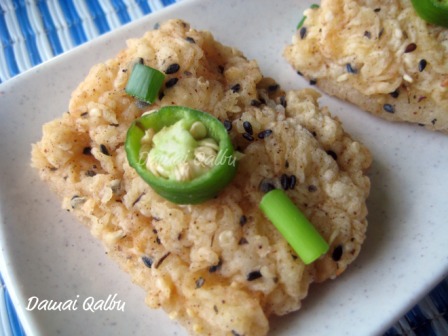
[296,3,320,29]
[260,189,329,264]
[125,63,165,103]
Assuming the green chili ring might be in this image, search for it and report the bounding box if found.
[125,106,238,204]
[411,0,448,28]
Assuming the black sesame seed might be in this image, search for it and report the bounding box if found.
[332,245,343,261]
[223,119,232,132]
[83,146,92,155]
[299,26,307,39]
[378,28,384,39]
[231,83,241,93]
[257,129,273,139]
[346,63,358,74]
[289,175,297,189]
[279,95,287,108]
[404,43,417,53]
[418,59,427,72]
[285,160,289,168]
[280,174,290,191]
[185,36,195,43]
[251,99,262,107]
[327,150,338,160]
[390,89,400,98]
[242,133,254,141]
[132,192,145,206]
[135,100,150,109]
[158,91,165,100]
[297,70,304,76]
[231,330,242,336]
[137,57,144,64]
[260,180,276,193]
[80,111,88,117]
[85,170,96,177]
[308,185,317,192]
[209,259,222,273]
[238,237,249,245]
[154,252,170,269]
[243,121,253,135]
[247,270,262,281]
[165,63,180,74]
[364,31,372,39]
[374,7,381,12]
[309,79,317,85]
[431,118,437,125]
[383,104,395,113]
[142,256,154,268]
[239,215,247,226]
[195,277,205,288]
[165,77,179,88]
[268,84,279,92]
[100,144,110,156]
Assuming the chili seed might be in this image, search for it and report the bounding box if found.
[70,195,86,209]
[100,144,110,156]
[346,63,357,74]
[332,245,343,261]
[247,270,262,281]
[404,43,417,53]
[231,83,241,93]
[257,129,273,139]
[418,59,427,72]
[165,78,179,88]
[132,192,145,206]
[223,119,232,132]
[185,36,195,43]
[142,256,154,268]
[165,63,180,75]
[299,26,307,39]
[383,104,395,113]
[390,89,399,98]
[195,277,205,288]
[243,121,253,135]
[327,150,338,160]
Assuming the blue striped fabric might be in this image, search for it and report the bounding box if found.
[0,0,178,83]
[0,1,447,336]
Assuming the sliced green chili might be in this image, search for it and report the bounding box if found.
[260,189,329,264]
[125,63,165,103]
[125,106,237,204]
[411,0,448,28]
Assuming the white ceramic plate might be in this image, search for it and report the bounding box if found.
[1,0,447,335]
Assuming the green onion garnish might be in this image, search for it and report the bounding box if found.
[296,4,320,29]
[260,189,329,264]
[125,63,165,103]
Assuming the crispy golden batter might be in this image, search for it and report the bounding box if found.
[284,0,448,133]
[32,20,371,335]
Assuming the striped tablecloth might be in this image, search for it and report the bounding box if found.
[0,1,447,335]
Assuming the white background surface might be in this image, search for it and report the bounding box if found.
[0,0,447,335]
